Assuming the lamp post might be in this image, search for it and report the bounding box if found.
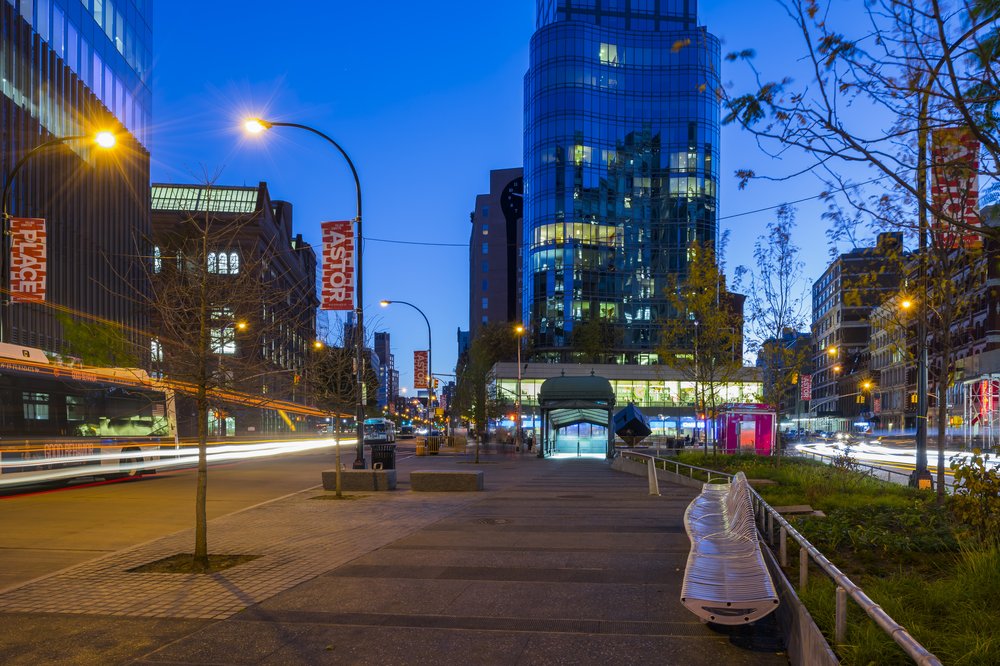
[1,131,116,342]
[245,118,367,468]
[380,299,433,427]
[514,324,525,452]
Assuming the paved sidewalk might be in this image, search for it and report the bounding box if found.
[0,451,787,665]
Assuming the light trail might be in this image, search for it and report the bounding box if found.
[794,440,1000,475]
[0,437,357,488]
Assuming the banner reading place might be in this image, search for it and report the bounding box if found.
[321,221,354,310]
[10,217,47,303]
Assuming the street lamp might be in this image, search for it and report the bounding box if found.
[380,299,433,425]
[245,117,367,468]
[514,324,525,452]
[1,131,117,342]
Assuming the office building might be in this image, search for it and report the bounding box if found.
[374,331,397,410]
[150,182,318,435]
[1,0,152,355]
[810,232,902,431]
[470,168,523,341]
[523,0,720,362]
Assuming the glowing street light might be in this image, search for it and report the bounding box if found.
[244,117,367,468]
[1,131,117,342]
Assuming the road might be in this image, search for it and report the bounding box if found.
[0,444,372,591]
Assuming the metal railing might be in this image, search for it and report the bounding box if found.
[619,450,942,666]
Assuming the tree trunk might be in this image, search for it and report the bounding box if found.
[194,388,209,571]
[333,410,342,498]
[935,321,952,505]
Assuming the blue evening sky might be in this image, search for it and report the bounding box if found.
[150,0,844,392]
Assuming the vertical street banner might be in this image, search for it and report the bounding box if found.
[931,128,981,249]
[800,373,812,402]
[9,217,47,303]
[320,221,354,310]
[873,396,881,415]
[414,350,428,389]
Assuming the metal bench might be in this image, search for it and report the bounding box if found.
[680,471,779,625]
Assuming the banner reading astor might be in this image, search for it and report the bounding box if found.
[414,350,428,389]
[9,217,47,303]
[931,128,981,249]
[321,221,354,310]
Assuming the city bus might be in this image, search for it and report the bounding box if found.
[362,418,396,444]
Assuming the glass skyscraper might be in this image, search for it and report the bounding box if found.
[523,0,720,363]
[1,0,151,354]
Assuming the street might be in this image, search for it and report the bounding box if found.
[0,445,367,591]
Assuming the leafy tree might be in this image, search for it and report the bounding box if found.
[572,315,623,363]
[56,312,139,367]
[658,242,747,454]
[453,322,517,463]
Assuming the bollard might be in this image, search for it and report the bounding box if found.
[835,586,847,645]
[647,457,660,496]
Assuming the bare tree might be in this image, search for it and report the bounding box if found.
[736,207,810,459]
[307,326,379,497]
[454,322,517,463]
[144,183,310,571]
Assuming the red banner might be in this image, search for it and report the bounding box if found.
[931,128,981,249]
[10,217,47,303]
[414,350,428,389]
[873,396,881,415]
[320,221,354,310]
[800,373,812,402]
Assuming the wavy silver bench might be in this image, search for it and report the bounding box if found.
[680,471,779,625]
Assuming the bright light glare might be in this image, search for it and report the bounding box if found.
[244,118,269,134]
[95,131,116,148]
[379,300,391,307]
[0,437,354,488]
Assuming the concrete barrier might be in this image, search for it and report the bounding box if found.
[321,469,396,491]
[410,470,484,492]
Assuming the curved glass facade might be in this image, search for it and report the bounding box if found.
[523,1,719,363]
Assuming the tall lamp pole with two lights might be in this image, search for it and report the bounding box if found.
[1,131,117,342]
[245,118,368,468]
[380,299,433,423]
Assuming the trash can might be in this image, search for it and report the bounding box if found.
[427,436,441,455]
[369,443,397,470]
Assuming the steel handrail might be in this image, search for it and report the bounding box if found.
[620,450,942,666]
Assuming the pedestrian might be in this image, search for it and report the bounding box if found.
[527,432,535,452]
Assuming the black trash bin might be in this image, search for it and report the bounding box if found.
[369,443,397,470]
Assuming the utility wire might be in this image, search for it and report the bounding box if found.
[363,177,889,248]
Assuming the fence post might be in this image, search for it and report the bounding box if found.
[835,586,847,644]
[647,457,660,496]
[767,511,773,544]
[780,526,787,567]
[799,548,809,590]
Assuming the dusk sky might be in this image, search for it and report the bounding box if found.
[150,0,845,393]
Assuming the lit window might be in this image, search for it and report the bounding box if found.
[211,326,236,355]
[151,338,163,363]
[599,42,619,65]
[482,242,489,255]
[482,224,489,236]
[208,252,217,273]
[229,252,240,274]
[482,297,488,310]
[153,246,162,273]
[23,392,49,420]
[218,252,229,274]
